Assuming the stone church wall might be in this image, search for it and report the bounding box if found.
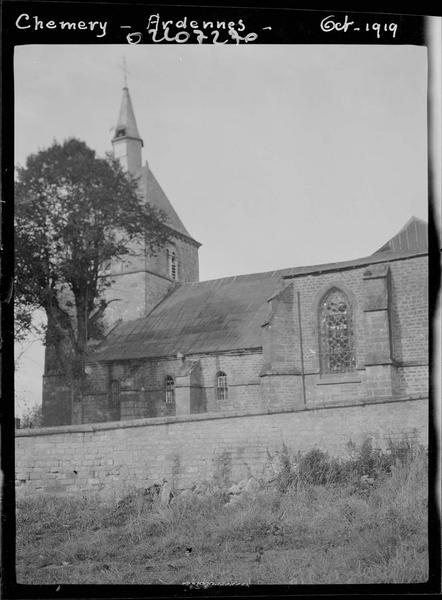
[395,365,429,397]
[189,352,264,413]
[15,397,428,500]
[82,351,264,424]
[143,236,199,284]
[43,253,428,426]
[388,256,428,363]
[170,236,200,283]
[100,235,199,328]
[102,270,173,326]
[261,254,428,410]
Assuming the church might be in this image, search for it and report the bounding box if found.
[42,85,429,427]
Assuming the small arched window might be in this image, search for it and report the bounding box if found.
[109,379,121,418]
[319,288,356,374]
[216,371,228,400]
[165,375,175,405]
[168,250,178,281]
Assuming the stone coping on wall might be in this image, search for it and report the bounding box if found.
[15,395,427,437]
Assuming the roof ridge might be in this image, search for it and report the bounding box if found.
[176,268,292,286]
[173,246,427,287]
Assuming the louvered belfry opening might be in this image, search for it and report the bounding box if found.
[216,371,228,400]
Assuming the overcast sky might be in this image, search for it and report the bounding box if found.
[14,43,428,414]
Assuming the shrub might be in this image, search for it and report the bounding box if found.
[271,437,424,492]
[297,448,336,485]
[274,442,297,492]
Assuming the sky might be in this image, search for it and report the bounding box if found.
[14,43,428,415]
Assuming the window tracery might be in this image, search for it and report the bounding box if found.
[319,288,356,374]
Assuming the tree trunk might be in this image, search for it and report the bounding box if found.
[45,302,85,425]
[70,377,84,425]
[71,287,90,425]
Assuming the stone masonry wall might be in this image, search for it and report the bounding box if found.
[388,256,428,363]
[43,253,428,427]
[99,232,199,327]
[81,255,428,424]
[83,352,263,424]
[189,352,263,413]
[293,258,426,370]
[102,270,174,326]
[16,397,427,500]
[272,254,428,406]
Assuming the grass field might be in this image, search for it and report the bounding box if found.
[16,440,428,585]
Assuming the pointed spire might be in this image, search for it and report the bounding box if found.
[112,86,144,174]
[113,87,143,146]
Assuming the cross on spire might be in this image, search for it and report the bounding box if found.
[120,56,130,88]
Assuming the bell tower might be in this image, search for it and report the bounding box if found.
[102,83,201,327]
[42,79,201,427]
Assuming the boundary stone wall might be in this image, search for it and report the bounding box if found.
[15,397,427,500]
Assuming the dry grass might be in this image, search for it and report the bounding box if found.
[16,441,428,585]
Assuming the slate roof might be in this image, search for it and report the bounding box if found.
[140,165,199,243]
[374,216,428,254]
[93,269,291,361]
[112,86,198,244]
[92,218,428,362]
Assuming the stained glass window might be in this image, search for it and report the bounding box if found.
[216,372,228,400]
[319,288,356,374]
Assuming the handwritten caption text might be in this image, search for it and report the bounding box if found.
[320,14,398,39]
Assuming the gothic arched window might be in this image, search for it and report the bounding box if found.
[319,288,356,374]
[165,375,175,405]
[216,372,228,400]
